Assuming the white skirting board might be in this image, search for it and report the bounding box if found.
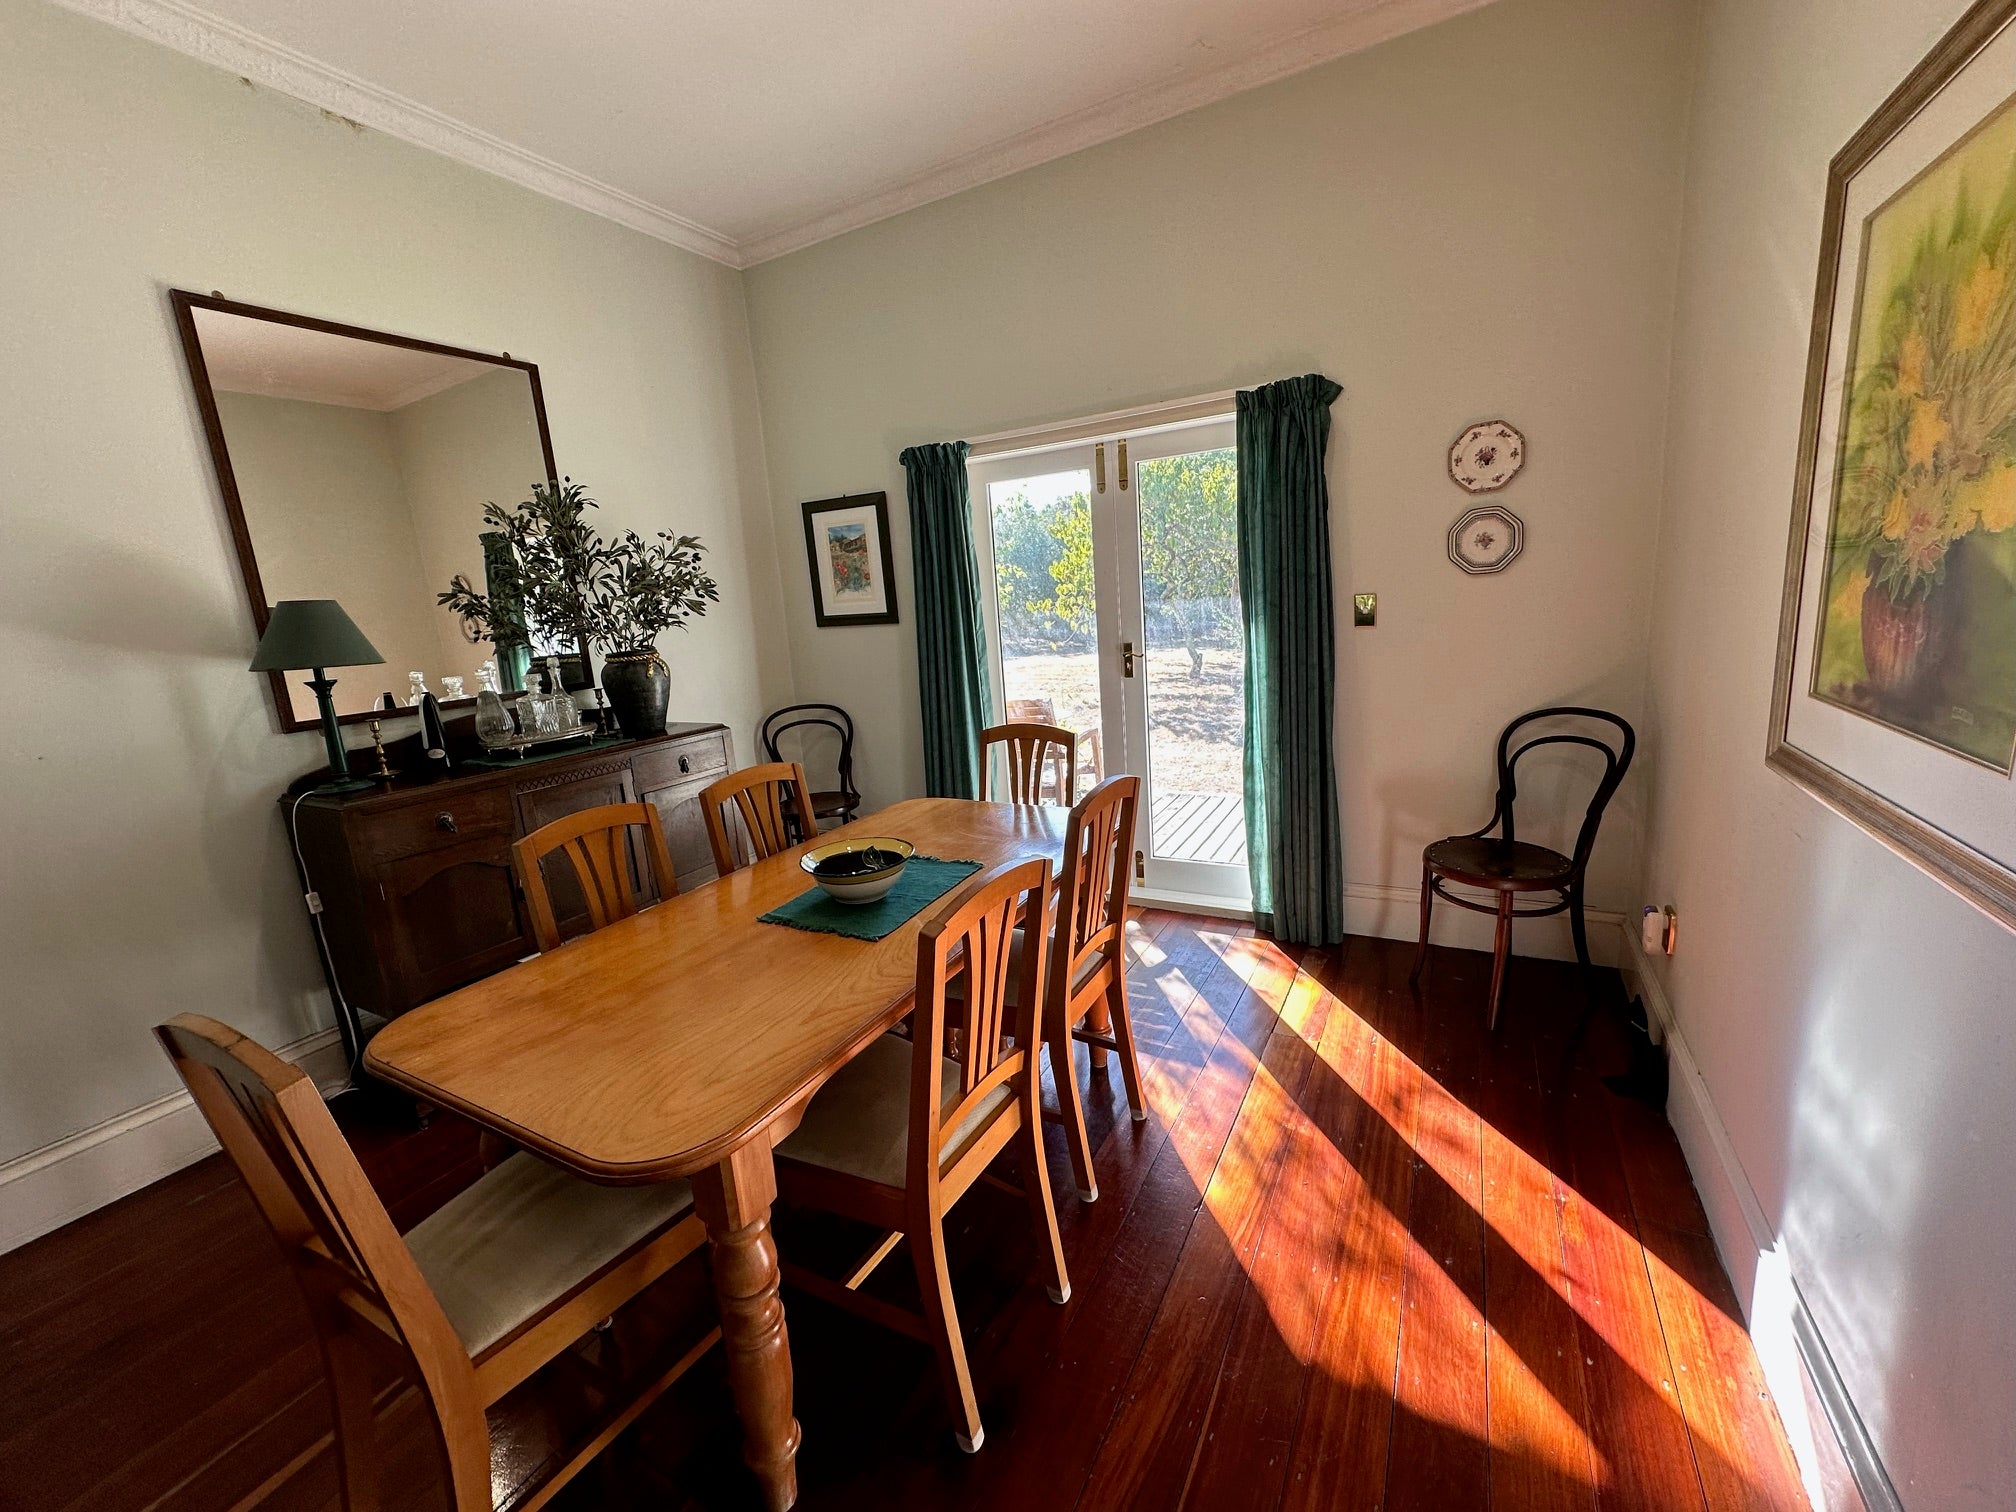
[1618,929,1901,1512]
[0,1027,350,1255]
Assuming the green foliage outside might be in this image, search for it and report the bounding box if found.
[989,447,1241,675]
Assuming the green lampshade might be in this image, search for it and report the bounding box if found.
[248,599,385,672]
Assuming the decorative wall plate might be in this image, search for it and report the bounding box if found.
[1448,505,1523,574]
[1448,421,1525,493]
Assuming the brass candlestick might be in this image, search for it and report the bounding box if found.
[367,717,398,781]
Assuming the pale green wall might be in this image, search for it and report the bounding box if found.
[0,0,791,1168]
[1643,0,2015,1503]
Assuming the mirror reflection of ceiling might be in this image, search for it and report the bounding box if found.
[192,308,550,723]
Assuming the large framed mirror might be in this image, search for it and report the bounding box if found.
[172,290,564,732]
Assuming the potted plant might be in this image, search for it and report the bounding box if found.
[440,479,718,738]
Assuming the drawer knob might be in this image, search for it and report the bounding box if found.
[435,812,458,834]
[678,755,690,774]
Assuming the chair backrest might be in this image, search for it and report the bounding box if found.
[513,801,677,954]
[701,761,819,875]
[154,1014,490,1511]
[909,857,1054,1185]
[1485,706,1636,875]
[1052,775,1140,999]
[979,721,1077,805]
[1005,697,1057,724]
[761,703,858,803]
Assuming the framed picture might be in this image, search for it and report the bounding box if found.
[1768,0,2016,927]
[801,492,900,627]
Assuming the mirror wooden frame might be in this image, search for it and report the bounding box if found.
[170,289,560,734]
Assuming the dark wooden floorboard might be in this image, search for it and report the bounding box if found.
[0,927,1809,1512]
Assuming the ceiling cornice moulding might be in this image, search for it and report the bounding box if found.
[55,0,1493,270]
[53,0,749,266]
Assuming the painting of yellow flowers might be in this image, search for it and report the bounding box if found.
[1812,90,2016,769]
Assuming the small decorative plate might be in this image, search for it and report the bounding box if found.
[1448,505,1524,575]
[1448,421,1526,493]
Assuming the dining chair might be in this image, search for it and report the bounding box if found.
[513,800,677,954]
[979,720,1077,805]
[154,1014,716,1512]
[1006,695,1103,789]
[761,702,862,828]
[1043,774,1145,1203]
[700,761,819,875]
[1409,706,1636,1029]
[772,857,1070,1454]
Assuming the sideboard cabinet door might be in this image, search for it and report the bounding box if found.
[376,837,527,1011]
[633,729,733,892]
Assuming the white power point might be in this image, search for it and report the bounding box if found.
[1640,905,1677,956]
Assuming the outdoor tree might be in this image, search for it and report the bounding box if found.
[1137,448,1238,675]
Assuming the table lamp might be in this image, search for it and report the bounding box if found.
[250,600,385,792]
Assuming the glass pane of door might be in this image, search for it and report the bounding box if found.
[1137,443,1241,870]
[979,465,1102,800]
[1133,443,1246,874]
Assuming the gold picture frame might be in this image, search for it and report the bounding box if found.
[1767,0,2016,929]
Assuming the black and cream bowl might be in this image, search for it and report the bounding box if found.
[800,837,915,904]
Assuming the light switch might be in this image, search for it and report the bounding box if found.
[1352,592,1377,626]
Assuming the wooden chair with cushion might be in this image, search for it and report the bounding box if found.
[154,1014,716,1512]
[512,801,677,953]
[1410,706,1636,1029]
[700,761,819,875]
[978,721,1077,805]
[772,857,1070,1453]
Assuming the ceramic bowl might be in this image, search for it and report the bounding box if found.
[800,836,915,905]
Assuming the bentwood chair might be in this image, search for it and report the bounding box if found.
[773,858,1070,1453]
[761,703,862,829]
[155,1015,716,1512]
[512,801,677,953]
[979,721,1077,805]
[1410,706,1636,1029]
[700,761,819,875]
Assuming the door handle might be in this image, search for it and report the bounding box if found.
[1121,642,1136,678]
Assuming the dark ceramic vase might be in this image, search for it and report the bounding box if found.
[600,648,669,738]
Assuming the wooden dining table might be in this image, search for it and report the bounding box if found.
[363,796,1072,1511]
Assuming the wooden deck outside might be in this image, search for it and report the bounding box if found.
[0,919,1810,1511]
[1151,788,1247,866]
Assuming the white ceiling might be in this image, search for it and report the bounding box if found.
[66,0,1490,266]
[194,307,500,409]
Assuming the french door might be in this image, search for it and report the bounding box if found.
[969,417,1250,909]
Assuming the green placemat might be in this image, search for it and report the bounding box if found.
[760,856,982,941]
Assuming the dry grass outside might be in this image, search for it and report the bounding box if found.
[1002,646,1244,795]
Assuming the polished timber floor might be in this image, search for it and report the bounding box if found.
[0,917,1809,1511]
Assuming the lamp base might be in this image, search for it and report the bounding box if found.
[314,776,377,795]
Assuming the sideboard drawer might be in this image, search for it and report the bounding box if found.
[633,730,731,792]
[360,789,514,863]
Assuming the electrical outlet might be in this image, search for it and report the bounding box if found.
[1640,905,1677,955]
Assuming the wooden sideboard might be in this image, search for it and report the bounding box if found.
[289,723,732,1023]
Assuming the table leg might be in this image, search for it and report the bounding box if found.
[691,1141,800,1511]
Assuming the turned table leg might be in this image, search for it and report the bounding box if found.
[692,1140,800,1511]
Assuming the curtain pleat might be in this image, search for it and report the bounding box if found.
[900,441,994,798]
[1236,375,1345,944]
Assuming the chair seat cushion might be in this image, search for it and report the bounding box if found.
[776,1034,1012,1189]
[1426,836,1573,887]
[403,1153,694,1357]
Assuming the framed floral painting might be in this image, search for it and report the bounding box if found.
[801,492,899,626]
[1769,0,2016,928]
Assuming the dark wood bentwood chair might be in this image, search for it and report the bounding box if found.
[772,857,1070,1454]
[761,703,862,829]
[1410,706,1635,1030]
[512,801,677,953]
[979,721,1077,805]
[155,1015,716,1512]
[700,761,819,875]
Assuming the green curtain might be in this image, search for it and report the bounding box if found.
[1237,375,1345,945]
[900,440,994,798]
[480,530,533,692]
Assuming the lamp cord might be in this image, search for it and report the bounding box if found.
[287,788,367,1093]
